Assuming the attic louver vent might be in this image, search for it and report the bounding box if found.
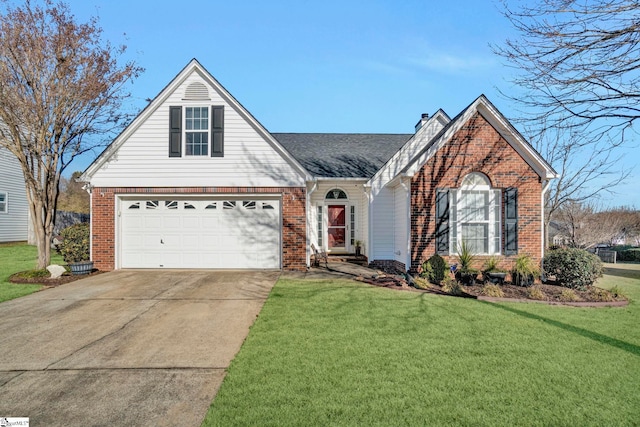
[183,82,210,100]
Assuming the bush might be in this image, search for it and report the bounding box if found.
[421,254,447,284]
[588,288,614,302]
[57,223,90,263]
[559,289,579,302]
[441,277,464,296]
[527,286,546,300]
[482,284,504,298]
[543,247,603,289]
[617,249,640,262]
[609,285,627,300]
[412,276,431,290]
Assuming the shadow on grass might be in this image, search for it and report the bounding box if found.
[603,266,640,280]
[481,300,640,357]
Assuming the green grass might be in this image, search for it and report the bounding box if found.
[203,264,640,426]
[0,242,63,303]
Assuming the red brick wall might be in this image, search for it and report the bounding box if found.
[410,112,542,272]
[90,186,307,271]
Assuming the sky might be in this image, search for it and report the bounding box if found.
[28,0,639,207]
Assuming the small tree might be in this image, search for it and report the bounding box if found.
[0,0,142,268]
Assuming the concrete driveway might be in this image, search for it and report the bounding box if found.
[0,270,279,426]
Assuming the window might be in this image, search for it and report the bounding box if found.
[0,192,7,213]
[185,107,209,156]
[451,173,501,255]
[350,206,355,246]
[317,206,323,248]
[325,189,347,200]
[169,105,223,158]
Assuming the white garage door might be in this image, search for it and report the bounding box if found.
[120,198,281,269]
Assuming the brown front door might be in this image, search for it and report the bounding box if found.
[328,205,346,250]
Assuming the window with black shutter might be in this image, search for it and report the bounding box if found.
[504,188,518,255]
[435,189,450,255]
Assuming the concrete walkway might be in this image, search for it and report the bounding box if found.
[0,270,279,426]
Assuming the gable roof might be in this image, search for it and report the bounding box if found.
[400,95,558,180]
[81,59,309,182]
[273,133,412,179]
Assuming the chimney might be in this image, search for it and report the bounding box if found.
[414,113,429,132]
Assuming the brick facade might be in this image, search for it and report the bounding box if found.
[410,112,542,272]
[91,186,307,272]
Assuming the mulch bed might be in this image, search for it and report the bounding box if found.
[351,269,628,307]
[9,270,103,287]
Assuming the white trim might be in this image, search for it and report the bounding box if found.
[81,59,310,182]
[115,193,283,269]
[368,109,450,191]
[0,191,7,214]
[403,96,558,180]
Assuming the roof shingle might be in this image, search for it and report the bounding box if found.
[272,133,412,178]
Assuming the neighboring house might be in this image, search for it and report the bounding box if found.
[81,59,557,272]
[0,147,30,243]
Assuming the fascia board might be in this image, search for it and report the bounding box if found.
[82,59,311,182]
[476,101,558,179]
[367,109,451,190]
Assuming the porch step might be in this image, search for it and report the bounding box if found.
[327,254,369,267]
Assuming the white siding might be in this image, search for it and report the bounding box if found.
[393,183,409,267]
[0,148,29,242]
[308,181,368,255]
[369,112,449,196]
[370,187,395,260]
[90,72,304,188]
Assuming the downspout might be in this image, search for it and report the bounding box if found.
[83,183,93,263]
[540,179,552,280]
[306,179,318,267]
[364,184,372,261]
[400,177,411,272]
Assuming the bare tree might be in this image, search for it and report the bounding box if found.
[555,202,640,248]
[0,0,142,268]
[533,126,630,246]
[494,0,638,244]
[495,0,640,143]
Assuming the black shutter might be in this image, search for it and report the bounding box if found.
[435,189,450,255]
[504,187,518,255]
[169,106,182,157]
[211,106,224,157]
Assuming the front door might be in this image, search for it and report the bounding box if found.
[328,205,346,251]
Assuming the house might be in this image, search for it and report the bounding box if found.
[81,59,557,273]
[0,147,30,243]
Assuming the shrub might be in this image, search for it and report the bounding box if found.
[543,247,603,290]
[422,254,447,284]
[617,249,640,262]
[483,256,506,273]
[527,286,546,301]
[588,288,613,302]
[442,277,464,296]
[559,289,579,302]
[412,276,431,290]
[456,241,478,274]
[482,284,504,298]
[57,223,90,263]
[511,253,539,287]
[609,285,627,300]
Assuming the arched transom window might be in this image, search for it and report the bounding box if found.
[451,173,501,254]
[325,189,348,200]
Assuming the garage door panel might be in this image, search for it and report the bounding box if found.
[121,198,281,269]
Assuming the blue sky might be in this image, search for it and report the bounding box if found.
[56,0,637,207]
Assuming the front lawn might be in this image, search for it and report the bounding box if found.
[203,264,640,426]
[0,242,63,303]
